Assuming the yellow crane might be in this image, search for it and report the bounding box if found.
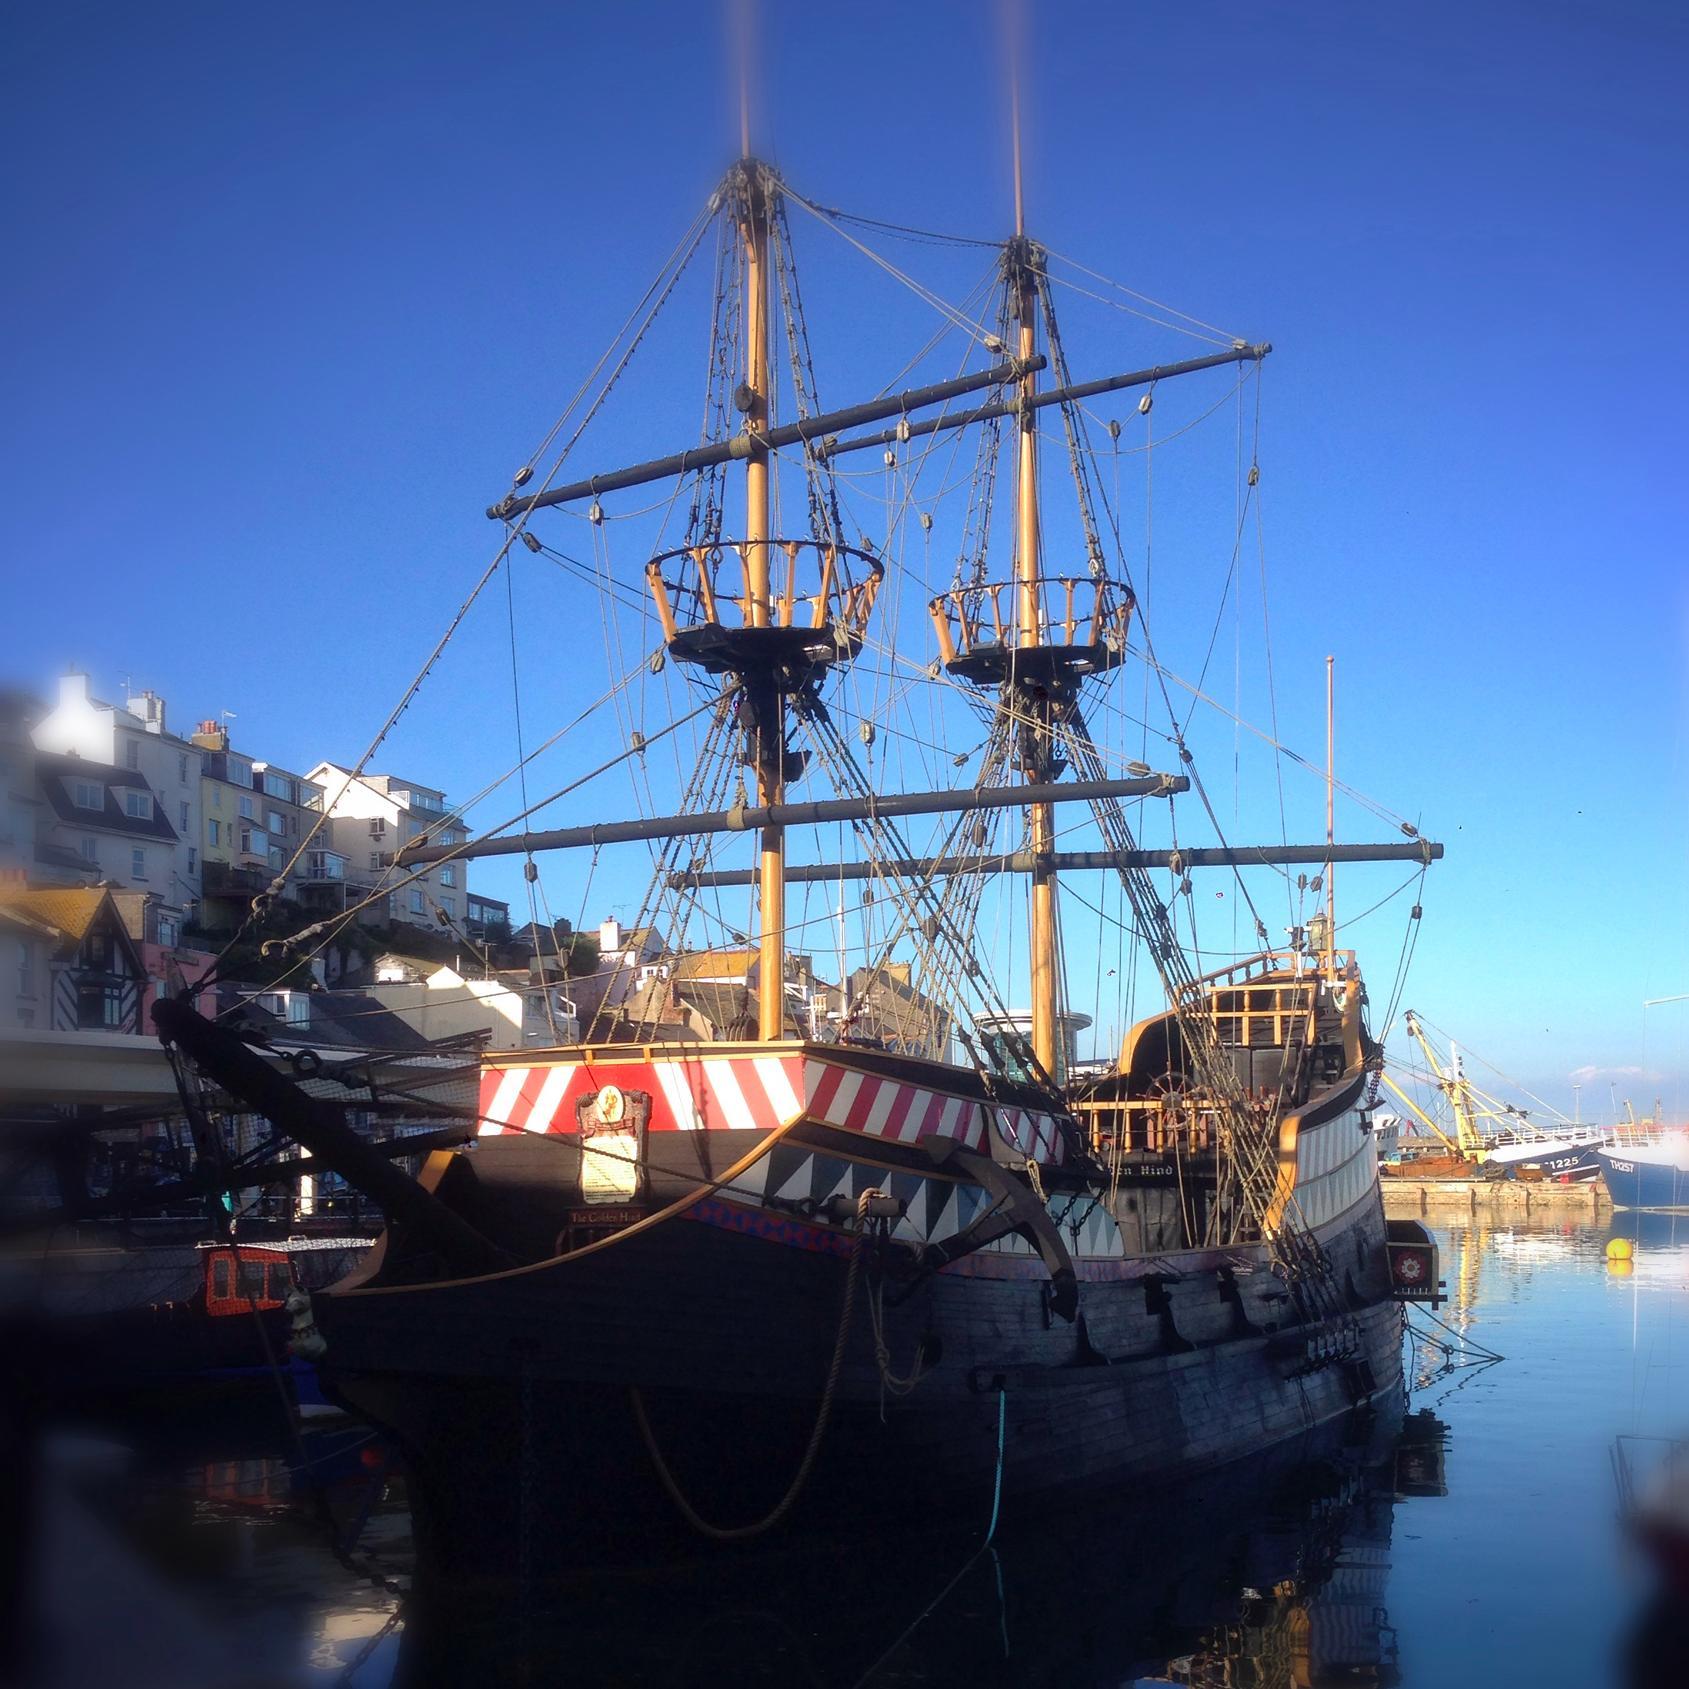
[1379,1009,1486,1160]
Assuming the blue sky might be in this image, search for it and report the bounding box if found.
[5,2,1685,1114]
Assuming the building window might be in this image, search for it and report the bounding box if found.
[179,800,190,830]
[239,795,254,820]
[77,981,125,1029]
[125,739,139,771]
[70,779,103,810]
[387,892,398,915]
[17,941,34,998]
[87,932,109,966]
[439,864,456,888]
[187,847,196,873]
[131,847,147,880]
[267,809,284,834]
[239,827,259,854]
[80,837,98,863]
[212,786,222,810]
[178,752,189,783]
[369,818,387,839]
[442,895,456,918]
[157,914,179,949]
[208,818,220,846]
[368,851,384,870]
[409,889,426,916]
[268,847,284,870]
[124,790,153,820]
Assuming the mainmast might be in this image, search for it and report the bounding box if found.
[1009,98,1060,1079]
[738,158,785,1041]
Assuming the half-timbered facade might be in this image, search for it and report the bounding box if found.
[0,885,145,1034]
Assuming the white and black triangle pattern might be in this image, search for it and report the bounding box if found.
[728,1146,1125,1259]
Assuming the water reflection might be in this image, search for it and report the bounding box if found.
[22,1215,1689,1686]
[382,1403,1436,1689]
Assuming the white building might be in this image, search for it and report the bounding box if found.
[306,763,472,935]
[29,675,204,932]
[370,962,579,1050]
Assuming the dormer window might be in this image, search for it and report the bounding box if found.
[70,779,103,810]
[124,790,153,820]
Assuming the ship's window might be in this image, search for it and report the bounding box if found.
[238,1260,267,1303]
[211,1257,233,1300]
[268,1264,290,1301]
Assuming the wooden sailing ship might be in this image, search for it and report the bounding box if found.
[157,130,1447,1571]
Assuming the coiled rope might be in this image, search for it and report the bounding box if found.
[628,1189,876,1541]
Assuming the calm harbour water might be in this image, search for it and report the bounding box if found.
[26,1213,1689,1688]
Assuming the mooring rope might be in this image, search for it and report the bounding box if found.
[628,1189,876,1541]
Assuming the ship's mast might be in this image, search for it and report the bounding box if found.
[737,158,786,1041]
[1011,79,1059,1079]
[1324,653,1336,973]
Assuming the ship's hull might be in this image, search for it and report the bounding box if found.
[314,1134,1399,1574]
[1600,1145,1689,1211]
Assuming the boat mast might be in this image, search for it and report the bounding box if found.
[736,153,785,1041]
[1324,653,1336,974]
[1010,74,1060,1080]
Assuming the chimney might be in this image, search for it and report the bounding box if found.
[126,689,167,735]
[599,916,623,955]
[57,671,91,708]
[191,719,229,753]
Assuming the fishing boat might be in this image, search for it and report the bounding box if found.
[1599,1135,1689,1211]
[154,113,1447,1569]
[1381,1009,1607,1180]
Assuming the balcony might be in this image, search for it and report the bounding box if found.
[202,859,272,898]
[305,850,348,882]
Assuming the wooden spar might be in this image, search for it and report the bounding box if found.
[665,839,1445,889]
[740,167,784,1042]
[1013,239,1058,1078]
[815,344,1271,464]
[1326,654,1337,952]
[394,774,1188,867]
[484,347,1268,522]
[150,997,511,1276]
[486,357,1043,520]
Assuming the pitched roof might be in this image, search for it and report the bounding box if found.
[0,884,141,967]
[36,754,180,843]
[0,885,111,943]
[672,948,757,981]
[220,985,441,1053]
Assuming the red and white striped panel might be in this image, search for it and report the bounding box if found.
[479,1051,1069,1165]
[800,1057,994,1155]
[478,1053,806,1137]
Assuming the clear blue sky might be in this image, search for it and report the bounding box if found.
[6,2,1685,1115]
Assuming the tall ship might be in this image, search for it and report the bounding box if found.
[158,117,1446,1566]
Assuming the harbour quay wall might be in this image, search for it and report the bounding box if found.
[1381,1178,1609,1217]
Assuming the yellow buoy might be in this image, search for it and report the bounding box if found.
[1606,1237,1634,1261]
[1608,1258,1635,1278]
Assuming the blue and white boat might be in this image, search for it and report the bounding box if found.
[1599,1136,1689,1211]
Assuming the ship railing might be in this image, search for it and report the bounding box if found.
[1075,1091,1278,1156]
[645,538,883,642]
[1179,948,1356,1002]
[1204,978,1320,1051]
[928,574,1133,665]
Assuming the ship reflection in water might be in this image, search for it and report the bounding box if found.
[389,1408,1436,1688]
[24,1220,1689,1686]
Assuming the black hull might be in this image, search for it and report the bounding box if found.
[317,1186,1402,1575]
